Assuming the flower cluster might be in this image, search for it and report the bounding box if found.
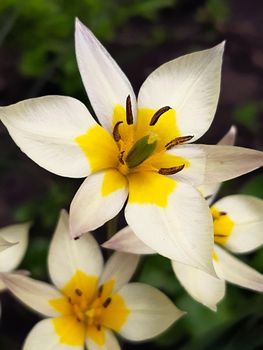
[0,18,262,350]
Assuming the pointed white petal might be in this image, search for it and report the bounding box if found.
[170,144,263,186]
[172,261,225,311]
[99,251,140,293]
[199,125,237,202]
[0,96,96,177]
[23,318,83,350]
[213,195,263,253]
[202,145,263,183]
[86,329,120,350]
[48,210,103,290]
[2,274,62,317]
[125,181,215,275]
[218,125,237,146]
[118,283,184,341]
[138,42,224,141]
[0,223,30,272]
[102,226,155,255]
[70,170,128,238]
[75,18,136,131]
[214,245,263,292]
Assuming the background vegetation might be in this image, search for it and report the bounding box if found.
[0,0,262,349]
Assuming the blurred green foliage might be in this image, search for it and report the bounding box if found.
[0,0,262,349]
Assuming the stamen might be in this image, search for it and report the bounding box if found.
[75,288,83,296]
[165,135,193,150]
[158,164,185,175]
[97,324,101,331]
[103,297,112,308]
[74,236,80,240]
[150,106,171,126]
[119,151,125,165]
[126,95,133,125]
[214,233,228,237]
[98,285,103,298]
[219,211,227,216]
[113,121,123,142]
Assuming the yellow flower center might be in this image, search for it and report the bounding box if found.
[75,96,192,207]
[49,271,129,347]
[211,207,234,244]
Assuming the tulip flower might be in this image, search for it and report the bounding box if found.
[2,211,184,349]
[1,19,262,275]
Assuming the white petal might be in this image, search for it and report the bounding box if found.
[99,251,140,293]
[48,210,103,290]
[138,42,224,141]
[86,329,120,350]
[171,144,263,186]
[118,283,184,341]
[213,195,263,253]
[75,18,136,131]
[23,318,83,350]
[70,170,128,238]
[0,96,96,177]
[125,181,215,275]
[171,261,225,311]
[218,125,237,146]
[1,273,62,317]
[214,245,263,292]
[0,277,5,291]
[167,144,206,187]
[0,223,30,272]
[102,226,155,255]
[0,236,16,252]
[199,125,237,202]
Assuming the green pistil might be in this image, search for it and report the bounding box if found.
[125,135,157,168]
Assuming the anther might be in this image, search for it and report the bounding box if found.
[165,135,193,150]
[158,164,185,175]
[119,151,125,165]
[219,211,227,216]
[97,325,101,331]
[150,106,171,126]
[103,297,112,308]
[98,285,103,297]
[126,95,133,125]
[113,121,123,142]
[68,297,72,303]
[75,288,83,296]
[74,236,80,240]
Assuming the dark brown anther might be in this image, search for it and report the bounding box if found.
[165,135,194,150]
[98,285,103,297]
[113,121,123,142]
[74,236,80,240]
[103,297,112,308]
[97,325,101,331]
[68,297,72,303]
[219,211,227,216]
[126,95,133,125]
[158,164,185,175]
[150,106,171,126]
[75,288,83,296]
[119,151,125,165]
[214,233,228,237]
